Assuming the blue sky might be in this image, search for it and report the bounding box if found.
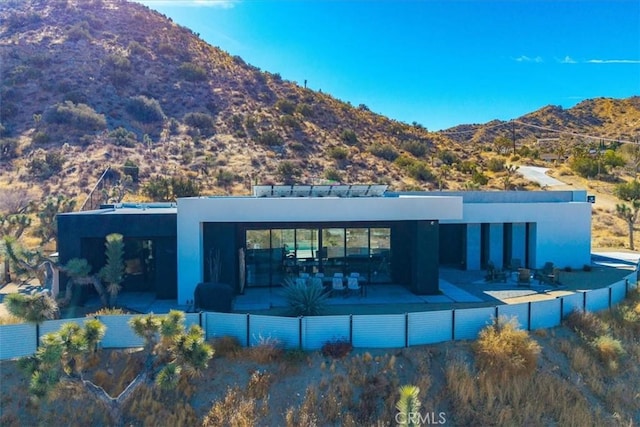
[136,0,640,130]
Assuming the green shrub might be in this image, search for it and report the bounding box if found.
[28,150,65,179]
[369,143,399,161]
[123,159,139,182]
[276,161,301,185]
[401,140,428,157]
[276,99,296,115]
[295,103,313,117]
[255,130,283,147]
[126,96,165,123]
[184,112,215,137]
[279,114,300,130]
[487,157,506,172]
[474,316,541,381]
[340,129,358,145]
[569,156,599,178]
[66,21,92,41]
[282,278,328,316]
[178,62,207,82]
[472,170,488,185]
[324,168,342,182]
[109,127,137,147]
[44,101,106,131]
[32,131,50,145]
[438,149,458,165]
[327,146,349,161]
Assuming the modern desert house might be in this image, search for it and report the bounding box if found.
[57,185,592,305]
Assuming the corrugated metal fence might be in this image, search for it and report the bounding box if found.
[1,273,637,360]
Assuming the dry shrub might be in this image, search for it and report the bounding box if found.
[319,374,353,423]
[244,337,284,364]
[321,338,353,359]
[591,335,624,368]
[286,386,320,427]
[246,369,273,400]
[211,335,242,358]
[203,386,266,427]
[126,384,198,426]
[85,307,127,317]
[564,310,609,340]
[474,316,541,381]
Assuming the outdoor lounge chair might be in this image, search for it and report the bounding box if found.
[347,276,362,296]
[331,273,346,296]
[517,268,531,286]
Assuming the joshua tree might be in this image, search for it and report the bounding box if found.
[396,385,422,427]
[19,310,213,426]
[60,258,108,307]
[99,233,125,307]
[4,292,59,324]
[615,201,640,250]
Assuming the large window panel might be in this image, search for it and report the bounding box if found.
[346,228,369,277]
[322,228,345,277]
[246,229,271,286]
[370,227,391,283]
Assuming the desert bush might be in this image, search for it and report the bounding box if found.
[255,130,283,147]
[401,140,429,157]
[474,316,541,381]
[44,101,106,131]
[28,150,65,179]
[276,99,296,115]
[324,168,342,182]
[321,339,353,359]
[246,370,273,399]
[31,131,50,145]
[279,114,300,130]
[66,21,92,41]
[85,307,127,317]
[569,156,600,178]
[564,310,609,340]
[282,278,328,316]
[328,146,349,161]
[295,103,313,117]
[184,112,215,137]
[487,156,506,172]
[591,335,624,366]
[109,127,137,147]
[245,336,284,364]
[340,129,358,145]
[276,161,302,185]
[126,96,165,123]
[203,387,264,427]
[178,62,207,82]
[369,143,399,161]
[211,336,242,358]
[438,149,458,165]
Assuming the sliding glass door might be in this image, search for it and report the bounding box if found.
[244,226,392,286]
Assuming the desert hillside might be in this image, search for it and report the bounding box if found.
[1,0,639,248]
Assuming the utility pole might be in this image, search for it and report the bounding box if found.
[512,121,517,155]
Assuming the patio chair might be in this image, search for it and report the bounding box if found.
[508,258,522,272]
[311,272,324,289]
[331,273,346,297]
[517,268,531,286]
[347,276,362,297]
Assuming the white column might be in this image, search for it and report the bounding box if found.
[466,224,481,270]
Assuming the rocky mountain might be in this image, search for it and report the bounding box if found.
[1,0,638,206]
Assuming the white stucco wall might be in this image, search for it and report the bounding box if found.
[177,196,463,304]
[442,201,591,269]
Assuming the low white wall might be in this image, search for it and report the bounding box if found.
[0,273,637,359]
